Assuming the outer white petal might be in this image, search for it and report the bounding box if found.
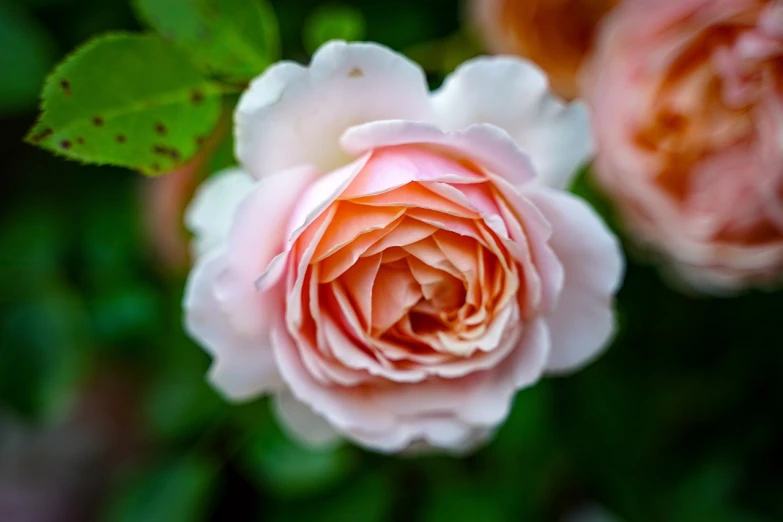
[432,57,594,189]
[273,391,342,449]
[184,168,255,260]
[525,187,624,372]
[183,166,320,401]
[236,40,434,179]
[184,252,285,399]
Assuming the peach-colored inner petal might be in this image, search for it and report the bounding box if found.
[280,145,549,387]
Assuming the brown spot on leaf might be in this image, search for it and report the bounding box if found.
[190,90,204,104]
[61,140,72,150]
[60,79,72,96]
[116,134,126,143]
[155,122,167,136]
[76,137,85,145]
[30,128,53,143]
[92,116,104,127]
[152,144,181,160]
[347,67,364,78]
[151,163,161,172]
[195,135,206,146]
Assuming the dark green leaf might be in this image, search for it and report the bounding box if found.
[272,470,393,522]
[145,336,226,440]
[26,33,222,175]
[0,288,89,418]
[134,0,279,82]
[101,456,217,522]
[303,4,365,55]
[0,1,56,115]
[240,402,356,499]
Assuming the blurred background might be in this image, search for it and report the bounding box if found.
[2,0,783,521]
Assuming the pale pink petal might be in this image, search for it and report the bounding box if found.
[349,182,479,218]
[432,57,594,189]
[484,172,565,313]
[183,165,320,400]
[272,327,397,433]
[340,145,485,199]
[341,120,536,186]
[287,154,371,243]
[184,254,284,400]
[273,391,342,448]
[272,314,548,453]
[184,168,255,260]
[525,187,624,372]
[236,41,434,179]
[404,207,488,244]
[287,206,337,331]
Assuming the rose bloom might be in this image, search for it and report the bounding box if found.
[584,0,783,292]
[471,0,618,99]
[184,41,623,452]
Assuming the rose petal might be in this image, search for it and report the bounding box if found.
[341,120,536,186]
[349,182,480,218]
[313,203,406,261]
[318,218,404,283]
[185,253,285,400]
[432,57,594,189]
[183,165,320,400]
[525,187,624,372]
[236,41,434,179]
[340,255,382,330]
[184,168,255,260]
[371,264,423,331]
[273,391,343,448]
[362,217,438,257]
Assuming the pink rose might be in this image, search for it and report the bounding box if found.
[470,0,618,100]
[584,0,783,291]
[184,41,623,452]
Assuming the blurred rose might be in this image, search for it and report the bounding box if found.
[184,41,623,453]
[471,0,618,99]
[585,0,783,292]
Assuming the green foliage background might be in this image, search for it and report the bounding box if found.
[1,0,782,521]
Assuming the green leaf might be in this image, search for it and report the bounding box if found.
[272,470,394,522]
[303,4,366,55]
[0,1,56,115]
[145,337,226,441]
[134,0,279,82]
[101,456,217,522]
[239,402,356,499]
[0,288,90,419]
[420,483,511,522]
[26,33,222,175]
